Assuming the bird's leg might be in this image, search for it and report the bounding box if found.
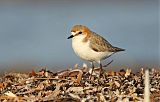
[89,62,94,80]
[99,62,103,78]
[97,62,103,88]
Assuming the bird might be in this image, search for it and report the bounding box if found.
[68,25,125,79]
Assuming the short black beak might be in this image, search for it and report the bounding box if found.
[67,35,74,39]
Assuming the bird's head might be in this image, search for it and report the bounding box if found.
[67,25,91,39]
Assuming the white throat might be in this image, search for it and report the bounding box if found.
[72,34,86,42]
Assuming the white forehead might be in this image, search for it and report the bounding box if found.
[71,31,79,35]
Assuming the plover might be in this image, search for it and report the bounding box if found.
[68,25,125,78]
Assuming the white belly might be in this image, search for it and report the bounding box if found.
[72,35,113,62]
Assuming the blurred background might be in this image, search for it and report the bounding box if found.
[0,0,159,73]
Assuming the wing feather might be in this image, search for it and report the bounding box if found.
[89,32,125,52]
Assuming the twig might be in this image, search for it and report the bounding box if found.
[103,60,113,67]
[144,69,150,102]
[34,77,58,80]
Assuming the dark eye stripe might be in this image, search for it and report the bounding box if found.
[78,32,82,34]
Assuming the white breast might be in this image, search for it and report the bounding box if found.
[72,35,114,62]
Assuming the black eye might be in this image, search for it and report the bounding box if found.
[78,31,82,34]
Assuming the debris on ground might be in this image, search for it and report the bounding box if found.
[0,65,160,102]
